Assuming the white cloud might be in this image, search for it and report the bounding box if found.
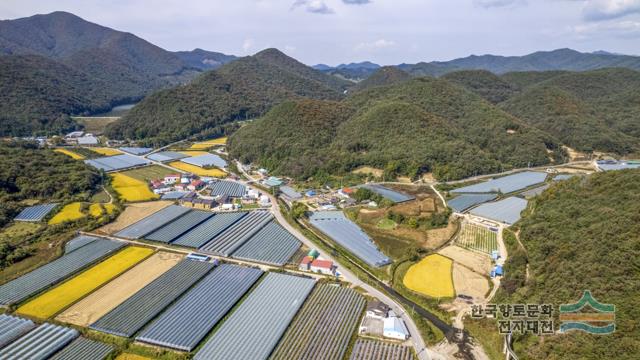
[355,39,395,51]
[571,19,640,37]
[242,38,254,52]
[473,0,527,9]
[583,0,640,21]
[284,44,297,52]
[343,0,372,4]
[292,0,334,14]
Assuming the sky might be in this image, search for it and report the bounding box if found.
[1,0,640,65]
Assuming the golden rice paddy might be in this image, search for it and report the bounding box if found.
[90,147,122,156]
[17,246,153,319]
[169,161,226,177]
[54,148,84,160]
[110,173,158,202]
[48,202,85,225]
[179,150,211,156]
[89,203,116,217]
[188,137,227,150]
[403,254,454,298]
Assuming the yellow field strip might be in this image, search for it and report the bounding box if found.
[110,173,158,202]
[56,251,183,326]
[48,202,85,225]
[116,354,153,360]
[17,246,154,319]
[54,148,84,160]
[188,137,227,150]
[169,161,226,177]
[90,147,122,156]
[403,254,454,298]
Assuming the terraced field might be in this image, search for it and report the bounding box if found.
[169,161,226,177]
[16,246,153,319]
[189,137,227,150]
[456,223,498,254]
[110,173,158,202]
[48,202,85,225]
[403,254,454,298]
[271,285,366,360]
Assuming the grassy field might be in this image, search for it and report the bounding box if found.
[0,222,41,241]
[116,354,153,360]
[121,165,177,183]
[403,254,454,298]
[188,137,227,150]
[54,148,84,160]
[17,246,153,319]
[110,173,158,202]
[48,202,85,225]
[91,189,111,203]
[90,147,122,156]
[74,117,120,135]
[169,161,226,177]
[377,218,397,230]
[456,223,498,254]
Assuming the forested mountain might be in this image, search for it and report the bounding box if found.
[0,55,114,136]
[174,48,237,70]
[228,77,560,181]
[105,49,348,145]
[352,66,411,92]
[442,70,518,103]
[0,11,218,136]
[314,61,381,81]
[500,170,640,359]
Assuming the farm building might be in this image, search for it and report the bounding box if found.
[264,176,283,187]
[14,203,58,222]
[84,154,151,172]
[448,194,497,213]
[366,301,390,319]
[209,180,246,197]
[596,159,640,171]
[181,153,227,168]
[77,135,99,146]
[232,221,301,266]
[0,315,35,348]
[49,337,115,360]
[383,311,409,340]
[118,147,153,155]
[452,171,547,194]
[309,211,391,268]
[0,323,79,359]
[193,272,315,360]
[470,197,528,225]
[280,186,302,202]
[359,184,415,203]
[188,179,206,191]
[161,191,190,200]
[310,259,334,275]
[164,174,181,184]
[147,151,188,162]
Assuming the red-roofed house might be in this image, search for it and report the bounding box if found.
[150,180,164,189]
[298,256,314,271]
[188,179,205,191]
[310,259,334,275]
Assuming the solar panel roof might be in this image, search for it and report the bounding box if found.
[14,203,58,222]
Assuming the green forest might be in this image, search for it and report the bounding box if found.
[498,170,640,359]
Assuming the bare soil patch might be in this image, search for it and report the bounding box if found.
[351,166,383,177]
[97,201,173,235]
[438,245,492,275]
[452,262,489,300]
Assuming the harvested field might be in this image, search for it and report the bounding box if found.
[98,201,173,235]
[17,246,153,319]
[56,251,183,327]
[189,137,227,150]
[271,285,366,360]
[110,173,158,202]
[391,198,436,217]
[179,151,210,156]
[437,246,492,275]
[169,161,226,177]
[452,263,489,300]
[48,202,85,225]
[403,254,454,298]
[350,339,414,360]
[54,148,84,160]
[456,223,498,254]
[75,117,119,135]
[121,166,177,183]
[90,147,122,156]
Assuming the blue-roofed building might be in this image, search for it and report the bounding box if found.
[470,197,528,225]
[14,203,59,222]
[147,151,188,162]
[448,194,497,213]
[359,184,415,203]
[452,171,547,194]
[119,147,153,155]
[181,154,227,168]
[383,312,409,340]
[491,265,504,277]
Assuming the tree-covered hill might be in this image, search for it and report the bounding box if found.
[442,70,518,103]
[499,68,640,154]
[106,49,348,145]
[228,77,561,181]
[0,55,117,136]
[173,48,237,70]
[352,66,412,92]
[500,170,640,359]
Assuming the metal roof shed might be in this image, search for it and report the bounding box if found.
[448,194,497,213]
[0,323,79,360]
[115,205,191,239]
[470,197,528,225]
[193,272,315,360]
[181,154,227,168]
[49,337,114,360]
[231,221,301,266]
[14,203,59,222]
[0,315,35,349]
[452,171,547,194]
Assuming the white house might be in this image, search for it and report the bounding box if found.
[163,174,181,185]
[383,311,409,340]
[259,195,271,207]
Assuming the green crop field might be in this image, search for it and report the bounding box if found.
[456,223,498,254]
[120,166,177,183]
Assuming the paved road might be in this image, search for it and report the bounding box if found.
[235,162,437,360]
